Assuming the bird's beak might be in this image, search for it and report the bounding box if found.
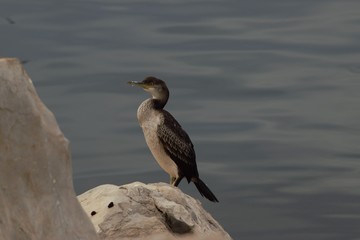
[127,81,149,89]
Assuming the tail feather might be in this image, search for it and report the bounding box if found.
[192,178,219,202]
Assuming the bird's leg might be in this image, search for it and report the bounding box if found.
[173,177,183,187]
[170,176,176,185]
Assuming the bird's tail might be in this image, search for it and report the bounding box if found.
[192,177,219,202]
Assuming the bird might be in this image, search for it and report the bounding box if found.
[128,76,218,202]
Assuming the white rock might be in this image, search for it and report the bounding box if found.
[0,58,98,240]
[78,182,233,240]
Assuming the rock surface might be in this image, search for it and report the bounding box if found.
[0,58,97,240]
[78,182,232,240]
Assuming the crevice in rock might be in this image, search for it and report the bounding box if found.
[154,204,193,235]
[0,107,15,114]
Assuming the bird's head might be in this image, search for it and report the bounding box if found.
[128,76,169,100]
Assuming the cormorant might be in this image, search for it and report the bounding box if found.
[128,76,218,202]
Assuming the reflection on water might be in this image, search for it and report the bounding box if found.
[2,0,360,239]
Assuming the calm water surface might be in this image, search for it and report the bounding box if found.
[2,1,360,239]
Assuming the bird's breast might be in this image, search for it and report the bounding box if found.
[137,104,179,178]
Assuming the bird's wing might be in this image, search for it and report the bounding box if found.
[157,110,198,178]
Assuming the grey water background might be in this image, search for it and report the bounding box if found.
[2,0,360,239]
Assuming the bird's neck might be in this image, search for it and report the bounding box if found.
[137,98,166,125]
[152,97,168,109]
[151,89,169,109]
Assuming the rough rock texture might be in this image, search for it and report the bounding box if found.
[78,182,232,240]
[0,58,97,240]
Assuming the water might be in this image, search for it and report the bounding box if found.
[2,1,360,239]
